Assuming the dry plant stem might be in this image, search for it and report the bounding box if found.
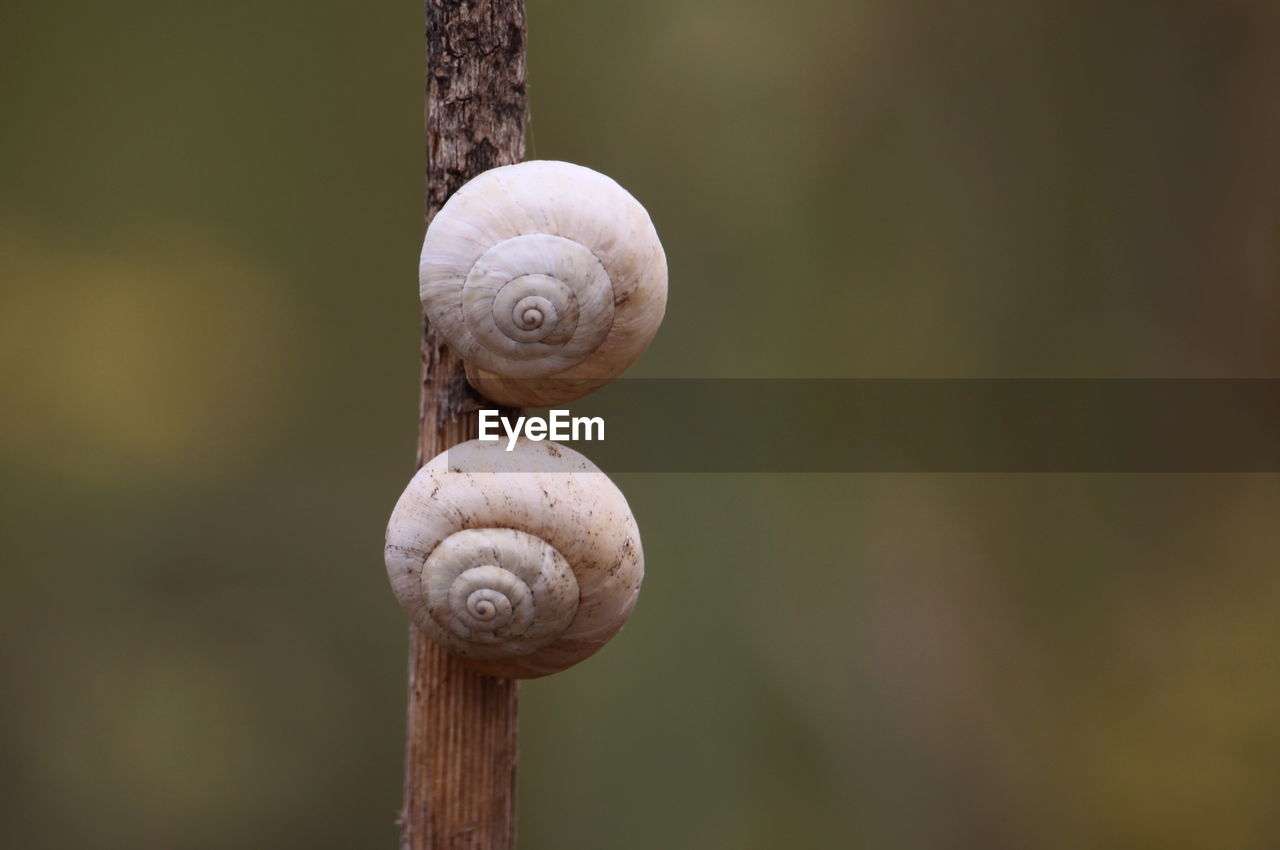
[402,2,527,849]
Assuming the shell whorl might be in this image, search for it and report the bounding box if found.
[420,160,667,406]
[457,233,614,376]
[384,439,644,678]
[420,528,579,658]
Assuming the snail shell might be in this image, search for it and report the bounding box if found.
[384,438,644,678]
[420,160,667,407]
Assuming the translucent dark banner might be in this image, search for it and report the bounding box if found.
[451,379,1280,472]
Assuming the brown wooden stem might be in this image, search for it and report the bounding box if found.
[401,2,527,849]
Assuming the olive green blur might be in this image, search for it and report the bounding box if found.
[1,1,1278,848]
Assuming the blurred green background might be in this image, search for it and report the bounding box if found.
[2,1,1278,848]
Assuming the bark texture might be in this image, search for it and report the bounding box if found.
[401,2,527,849]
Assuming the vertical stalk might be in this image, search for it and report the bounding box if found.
[401,2,527,848]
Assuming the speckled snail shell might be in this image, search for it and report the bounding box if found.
[420,160,667,407]
[384,438,643,678]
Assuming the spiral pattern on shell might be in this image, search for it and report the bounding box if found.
[420,160,667,406]
[420,528,578,658]
[384,438,644,678]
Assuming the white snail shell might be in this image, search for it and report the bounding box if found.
[420,160,667,407]
[384,438,644,678]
